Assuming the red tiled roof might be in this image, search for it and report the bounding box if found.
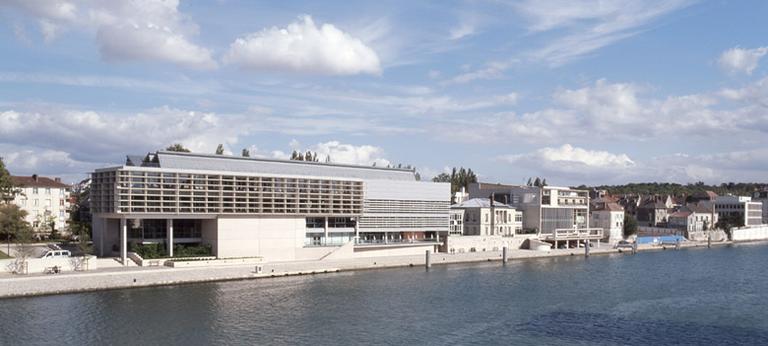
[11,176,69,189]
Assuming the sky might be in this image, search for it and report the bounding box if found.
[0,0,767,186]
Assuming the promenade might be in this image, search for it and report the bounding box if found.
[0,241,725,299]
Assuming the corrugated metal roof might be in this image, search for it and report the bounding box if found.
[154,151,416,181]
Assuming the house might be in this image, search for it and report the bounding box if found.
[667,204,715,233]
[11,174,71,236]
[450,198,522,236]
[590,202,624,244]
[636,200,670,227]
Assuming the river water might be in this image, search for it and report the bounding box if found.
[3,243,768,345]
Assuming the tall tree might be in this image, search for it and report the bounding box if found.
[0,204,29,255]
[241,148,250,157]
[215,144,224,155]
[533,177,542,187]
[432,173,451,183]
[165,144,190,152]
[0,157,19,203]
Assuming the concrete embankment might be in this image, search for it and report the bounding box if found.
[0,241,732,299]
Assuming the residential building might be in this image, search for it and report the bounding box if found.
[90,151,450,263]
[450,198,523,236]
[636,200,670,227]
[668,204,715,233]
[467,183,593,237]
[590,202,624,243]
[11,174,71,235]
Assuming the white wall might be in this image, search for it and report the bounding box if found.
[732,226,768,242]
[215,216,305,261]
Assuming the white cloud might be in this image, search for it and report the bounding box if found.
[718,46,768,75]
[449,23,475,40]
[2,0,216,69]
[224,15,381,75]
[306,141,390,167]
[502,144,634,169]
[0,107,251,163]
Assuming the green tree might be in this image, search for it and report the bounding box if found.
[215,144,224,155]
[165,144,191,152]
[623,214,638,238]
[242,148,250,157]
[0,157,20,203]
[533,177,542,187]
[0,204,29,255]
[432,173,451,183]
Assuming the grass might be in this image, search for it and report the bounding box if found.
[0,250,11,259]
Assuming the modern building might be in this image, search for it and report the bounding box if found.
[11,174,71,236]
[753,190,768,224]
[705,195,763,227]
[90,151,450,263]
[590,202,624,243]
[450,198,523,236]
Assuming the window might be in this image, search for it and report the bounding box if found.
[33,199,39,207]
[45,188,51,194]
[60,199,65,206]
[32,187,38,194]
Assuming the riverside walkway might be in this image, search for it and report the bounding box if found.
[0,241,725,299]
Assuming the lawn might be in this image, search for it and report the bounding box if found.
[0,251,11,259]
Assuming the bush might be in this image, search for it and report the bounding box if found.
[173,244,212,257]
[128,243,167,259]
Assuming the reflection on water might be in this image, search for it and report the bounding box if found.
[2,244,768,345]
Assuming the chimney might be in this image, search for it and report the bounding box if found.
[54,177,61,183]
[32,174,38,182]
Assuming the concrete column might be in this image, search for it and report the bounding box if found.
[324,217,329,246]
[585,239,590,257]
[354,217,359,244]
[120,217,127,266]
[167,219,174,257]
[385,231,388,244]
[502,246,508,264]
[425,250,431,270]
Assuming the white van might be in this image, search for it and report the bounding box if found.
[41,250,71,259]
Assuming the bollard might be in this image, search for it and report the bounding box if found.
[426,250,431,270]
[585,239,590,257]
[675,239,681,250]
[502,246,508,265]
[708,233,711,249]
[632,241,637,255]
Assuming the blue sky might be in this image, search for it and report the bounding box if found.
[1,0,767,186]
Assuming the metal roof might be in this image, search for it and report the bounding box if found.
[452,198,515,209]
[145,151,417,181]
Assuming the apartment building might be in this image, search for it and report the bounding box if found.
[11,174,70,235]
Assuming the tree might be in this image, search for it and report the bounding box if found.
[0,157,20,203]
[165,144,190,152]
[0,204,29,255]
[533,177,542,187]
[541,178,548,187]
[215,144,224,155]
[526,177,532,186]
[432,173,451,183]
[242,148,250,157]
[623,214,638,238]
[415,172,421,181]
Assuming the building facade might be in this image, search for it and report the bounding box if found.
[706,196,763,227]
[90,151,450,263]
[11,175,71,235]
[590,202,624,243]
[467,183,589,234]
[753,190,768,224]
[668,205,715,233]
[450,198,523,236]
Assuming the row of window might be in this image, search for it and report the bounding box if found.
[17,199,65,207]
[27,187,54,195]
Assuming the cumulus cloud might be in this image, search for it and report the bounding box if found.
[224,16,381,75]
[718,46,768,75]
[449,23,475,40]
[502,144,634,169]
[302,141,390,167]
[2,0,216,69]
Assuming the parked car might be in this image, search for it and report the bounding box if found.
[41,249,71,259]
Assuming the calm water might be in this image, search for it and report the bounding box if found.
[3,244,768,345]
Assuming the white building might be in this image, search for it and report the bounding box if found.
[90,151,450,263]
[590,202,624,244]
[706,195,763,227]
[753,190,768,224]
[11,175,71,235]
[667,204,715,233]
[450,198,523,236]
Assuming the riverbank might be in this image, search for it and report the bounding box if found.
[0,240,733,299]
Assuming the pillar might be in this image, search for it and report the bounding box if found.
[502,246,508,264]
[425,250,431,270]
[585,239,590,257]
[167,219,174,257]
[324,217,329,246]
[120,217,127,266]
[354,217,359,244]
